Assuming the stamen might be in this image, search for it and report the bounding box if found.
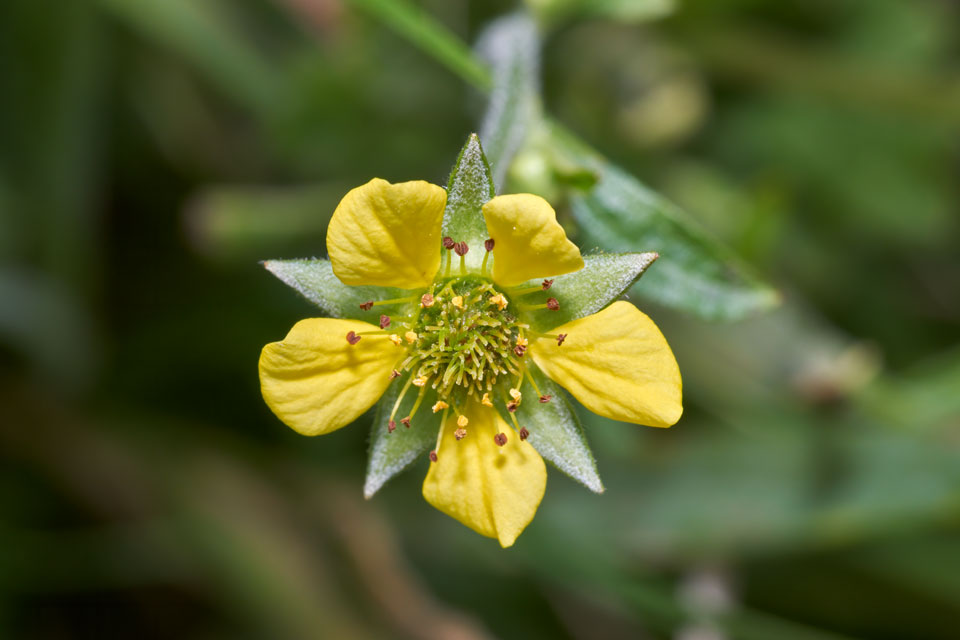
[433,408,449,459]
[371,296,416,306]
[557,333,567,346]
[432,400,449,413]
[405,331,419,344]
[389,334,403,346]
[421,293,435,308]
[489,293,508,310]
[454,427,467,440]
[453,241,469,257]
[408,384,427,418]
[509,388,522,402]
[547,297,560,311]
[481,393,494,407]
[510,285,544,296]
[542,279,554,290]
[389,369,401,379]
[457,414,469,427]
[442,236,455,250]
[359,301,374,311]
[494,433,507,447]
[346,331,361,345]
[513,344,526,357]
[412,374,428,387]
[523,368,544,400]
[539,395,553,403]
[451,295,465,309]
[389,375,415,422]
[388,419,396,433]
[400,417,411,428]
[507,401,519,413]
[519,427,530,440]
[379,315,391,329]
[481,239,494,275]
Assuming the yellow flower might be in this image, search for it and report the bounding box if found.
[260,159,681,547]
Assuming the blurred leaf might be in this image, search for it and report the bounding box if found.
[858,347,960,432]
[476,13,540,189]
[516,368,603,493]
[528,0,675,26]
[522,252,658,331]
[364,378,441,498]
[186,184,347,262]
[549,124,780,321]
[97,0,280,116]
[442,134,495,271]
[263,259,413,321]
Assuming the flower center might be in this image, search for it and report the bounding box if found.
[404,277,524,402]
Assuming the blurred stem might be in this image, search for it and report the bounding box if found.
[343,0,491,90]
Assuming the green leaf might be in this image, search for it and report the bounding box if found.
[515,367,603,493]
[263,259,414,321]
[550,124,780,321]
[364,377,442,498]
[476,13,540,189]
[520,252,658,331]
[441,134,495,270]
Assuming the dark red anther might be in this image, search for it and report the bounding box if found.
[539,395,552,403]
[400,417,411,428]
[494,433,508,447]
[546,297,560,311]
[507,401,519,413]
[442,237,455,250]
[390,369,401,379]
[484,238,495,252]
[429,451,438,462]
[454,241,469,256]
[346,331,361,345]
[556,333,567,346]
[454,427,467,440]
[379,315,391,329]
[542,279,554,290]
[359,301,374,311]
[513,345,526,357]
[519,427,529,441]
[388,420,396,433]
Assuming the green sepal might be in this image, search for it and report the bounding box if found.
[515,366,603,494]
[520,252,658,332]
[441,134,496,271]
[548,122,780,321]
[263,258,416,321]
[364,376,442,498]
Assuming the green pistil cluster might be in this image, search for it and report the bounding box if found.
[404,278,524,401]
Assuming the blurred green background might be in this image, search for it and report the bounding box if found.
[2,0,959,638]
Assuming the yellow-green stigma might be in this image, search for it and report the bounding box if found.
[402,277,526,402]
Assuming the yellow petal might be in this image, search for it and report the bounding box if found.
[260,318,400,435]
[530,301,682,427]
[482,193,584,287]
[327,178,446,288]
[422,400,546,547]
